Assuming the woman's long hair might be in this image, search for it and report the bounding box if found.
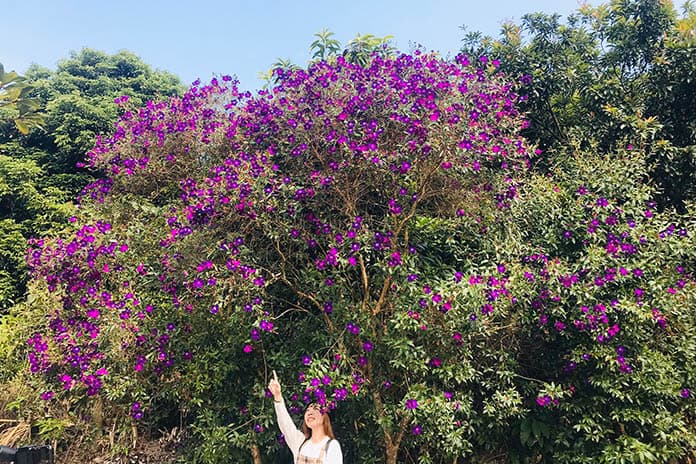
[301,404,335,439]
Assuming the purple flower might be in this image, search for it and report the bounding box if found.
[334,388,348,401]
[405,399,418,410]
[388,251,402,267]
[346,322,361,335]
[259,320,274,332]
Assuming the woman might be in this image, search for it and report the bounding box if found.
[268,372,343,464]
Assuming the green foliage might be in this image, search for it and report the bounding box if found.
[310,28,342,61]
[0,153,72,310]
[498,147,696,462]
[0,64,44,135]
[462,0,696,212]
[0,219,28,308]
[260,29,395,87]
[0,49,183,311]
[343,33,395,66]
[45,93,118,173]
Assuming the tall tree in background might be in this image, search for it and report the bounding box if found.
[461,0,696,212]
[0,49,183,310]
[19,49,183,186]
[0,66,47,307]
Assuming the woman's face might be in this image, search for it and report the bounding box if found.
[304,404,324,429]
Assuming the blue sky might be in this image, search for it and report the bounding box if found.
[2,0,685,91]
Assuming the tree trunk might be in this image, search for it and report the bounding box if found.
[131,424,138,448]
[372,388,406,464]
[93,396,103,432]
[385,442,399,464]
[251,443,262,464]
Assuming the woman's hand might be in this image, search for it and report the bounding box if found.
[268,370,282,402]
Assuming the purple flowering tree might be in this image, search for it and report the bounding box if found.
[22,49,696,463]
[24,51,532,461]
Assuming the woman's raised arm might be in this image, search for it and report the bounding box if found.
[269,373,305,456]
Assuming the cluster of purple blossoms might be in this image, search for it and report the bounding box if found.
[536,395,559,407]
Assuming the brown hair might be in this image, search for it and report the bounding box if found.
[301,403,335,439]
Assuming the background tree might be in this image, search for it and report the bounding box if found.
[20,48,183,185]
[0,49,183,311]
[0,152,70,308]
[461,0,696,212]
[310,28,342,61]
